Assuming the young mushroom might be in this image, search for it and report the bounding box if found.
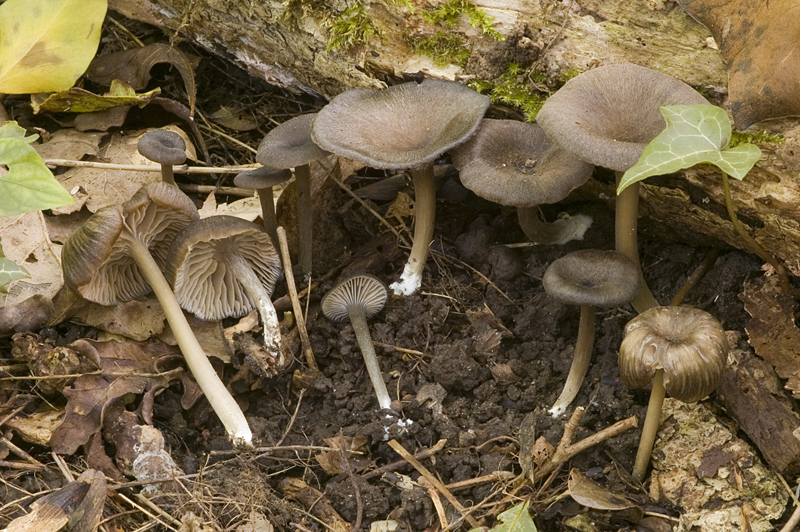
[543,249,641,416]
[536,64,708,312]
[321,274,391,410]
[619,305,729,482]
[166,215,285,372]
[233,167,293,246]
[256,113,330,274]
[137,129,187,185]
[451,119,595,245]
[312,79,490,296]
[61,182,253,448]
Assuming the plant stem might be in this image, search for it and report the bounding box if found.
[347,305,392,410]
[295,164,313,274]
[128,239,253,448]
[632,368,665,483]
[390,162,436,296]
[615,173,659,312]
[160,163,175,185]
[549,305,595,416]
[257,186,279,246]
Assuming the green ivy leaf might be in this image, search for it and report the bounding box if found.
[0,121,74,216]
[468,502,537,532]
[618,104,763,194]
[0,238,29,293]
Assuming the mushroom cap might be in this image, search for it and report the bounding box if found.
[536,64,708,171]
[138,129,187,166]
[451,119,594,207]
[233,167,293,190]
[542,249,641,307]
[321,274,388,322]
[166,215,281,321]
[62,182,200,305]
[256,113,330,169]
[619,306,729,402]
[311,79,490,170]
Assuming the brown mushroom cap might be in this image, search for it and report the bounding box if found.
[62,182,199,305]
[451,119,594,207]
[619,306,729,402]
[311,79,490,170]
[256,113,330,169]
[166,215,281,321]
[542,249,642,307]
[536,64,708,171]
[138,129,187,166]
[233,167,293,190]
[321,274,388,322]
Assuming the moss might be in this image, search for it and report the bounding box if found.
[408,30,471,67]
[729,130,785,147]
[559,68,581,83]
[324,3,384,52]
[421,0,503,40]
[468,63,548,121]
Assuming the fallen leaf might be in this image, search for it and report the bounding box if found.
[31,80,161,114]
[198,191,262,221]
[0,0,107,93]
[74,106,130,132]
[567,469,634,510]
[0,293,52,334]
[209,106,259,131]
[86,42,199,115]
[6,406,63,446]
[315,435,369,474]
[678,0,800,127]
[34,129,104,161]
[0,238,30,292]
[71,298,167,341]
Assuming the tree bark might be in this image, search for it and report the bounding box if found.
[109,0,800,274]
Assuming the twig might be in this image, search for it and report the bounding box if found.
[446,471,516,491]
[372,341,429,358]
[43,158,258,173]
[388,439,481,528]
[276,226,318,371]
[276,389,304,447]
[780,502,800,532]
[0,436,45,468]
[208,444,366,457]
[362,438,446,479]
[0,460,46,471]
[338,431,363,532]
[420,476,449,529]
[670,246,720,306]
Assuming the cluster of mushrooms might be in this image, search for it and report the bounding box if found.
[61,64,731,482]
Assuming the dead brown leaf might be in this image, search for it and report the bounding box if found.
[315,435,370,475]
[678,0,800,127]
[567,468,634,511]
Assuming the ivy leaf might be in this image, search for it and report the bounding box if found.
[618,104,762,194]
[0,238,30,293]
[0,122,75,216]
[0,0,108,94]
[468,502,537,532]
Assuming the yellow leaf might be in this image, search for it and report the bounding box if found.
[0,0,108,94]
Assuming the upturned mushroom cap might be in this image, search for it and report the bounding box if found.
[542,249,642,307]
[451,119,594,207]
[321,274,388,322]
[311,79,490,170]
[138,129,187,166]
[256,113,330,169]
[62,182,199,305]
[619,306,729,402]
[233,167,293,190]
[536,64,708,171]
[166,215,281,321]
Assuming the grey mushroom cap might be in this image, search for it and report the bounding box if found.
[256,113,330,169]
[311,79,490,170]
[451,119,594,207]
[321,274,388,322]
[138,129,187,166]
[619,306,729,402]
[542,249,642,307]
[62,182,199,305]
[536,64,708,171]
[233,167,293,189]
[166,215,281,321]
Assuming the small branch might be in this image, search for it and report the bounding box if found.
[43,158,258,174]
[362,438,446,479]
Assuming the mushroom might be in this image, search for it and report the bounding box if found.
[619,305,728,482]
[137,129,187,185]
[536,64,708,312]
[312,78,490,296]
[62,182,253,448]
[451,119,595,245]
[542,249,641,416]
[257,113,330,274]
[166,215,285,371]
[233,166,293,246]
[321,274,391,410]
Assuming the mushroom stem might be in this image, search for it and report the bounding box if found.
[127,239,253,448]
[549,304,596,416]
[615,173,659,312]
[295,164,313,274]
[390,163,436,296]
[257,187,279,246]
[221,251,285,368]
[517,208,592,245]
[347,304,392,410]
[632,368,665,483]
[160,163,175,186]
